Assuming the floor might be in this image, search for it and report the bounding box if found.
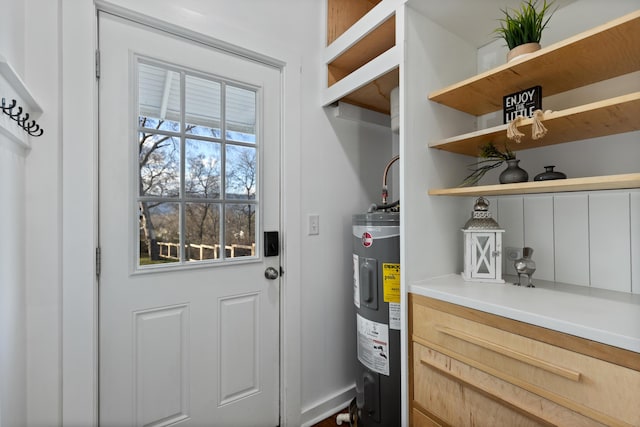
[311,407,350,427]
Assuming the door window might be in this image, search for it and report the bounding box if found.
[137,60,258,268]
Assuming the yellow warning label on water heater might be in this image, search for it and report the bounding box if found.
[383,263,400,303]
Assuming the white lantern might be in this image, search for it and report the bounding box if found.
[462,197,505,283]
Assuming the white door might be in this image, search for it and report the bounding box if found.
[98,12,281,427]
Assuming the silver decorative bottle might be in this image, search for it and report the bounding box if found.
[514,247,536,287]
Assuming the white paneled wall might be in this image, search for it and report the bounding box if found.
[589,193,632,291]
[554,195,590,285]
[523,196,554,281]
[478,190,639,292]
[493,197,523,276]
[632,193,640,294]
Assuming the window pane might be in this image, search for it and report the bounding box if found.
[225,85,256,143]
[135,59,263,271]
[139,133,180,197]
[225,145,256,200]
[186,203,221,261]
[138,63,181,132]
[139,202,180,265]
[186,75,221,137]
[185,139,221,199]
[225,204,256,259]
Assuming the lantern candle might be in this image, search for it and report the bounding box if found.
[461,197,505,283]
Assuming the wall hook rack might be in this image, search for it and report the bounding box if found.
[1,97,43,137]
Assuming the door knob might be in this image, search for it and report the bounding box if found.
[264,267,279,280]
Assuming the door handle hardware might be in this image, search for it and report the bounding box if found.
[264,267,279,280]
[435,325,582,382]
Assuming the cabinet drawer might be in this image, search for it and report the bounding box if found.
[411,296,640,426]
[412,342,605,427]
[411,407,443,427]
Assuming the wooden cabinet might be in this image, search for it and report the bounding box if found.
[409,294,640,427]
[427,10,640,197]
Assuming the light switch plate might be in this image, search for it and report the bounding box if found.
[308,214,319,235]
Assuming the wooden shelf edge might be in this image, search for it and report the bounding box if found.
[428,173,640,196]
[428,92,640,157]
[427,10,640,116]
[322,46,399,110]
[325,0,404,63]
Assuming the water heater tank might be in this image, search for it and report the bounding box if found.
[352,212,400,426]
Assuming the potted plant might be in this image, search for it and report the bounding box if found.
[494,0,556,62]
[460,141,528,186]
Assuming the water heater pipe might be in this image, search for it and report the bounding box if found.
[335,413,351,425]
[381,155,399,205]
[368,155,400,213]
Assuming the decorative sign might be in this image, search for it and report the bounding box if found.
[503,86,542,123]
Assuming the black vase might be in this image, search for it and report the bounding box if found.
[534,165,567,181]
[499,159,528,184]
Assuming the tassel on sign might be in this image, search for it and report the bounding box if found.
[507,115,525,143]
[531,109,549,140]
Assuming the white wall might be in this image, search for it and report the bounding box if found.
[300,104,394,422]
[0,144,27,427]
[298,7,397,424]
[24,1,62,426]
[0,0,24,76]
[0,1,27,426]
[0,1,62,426]
[402,6,477,286]
[17,0,394,425]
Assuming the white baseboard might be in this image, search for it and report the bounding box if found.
[300,384,355,427]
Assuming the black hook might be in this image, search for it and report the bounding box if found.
[9,106,22,119]
[2,97,44,137]
[1,98,17,111]
[28,127,44,137]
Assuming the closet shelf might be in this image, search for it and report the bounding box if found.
[428,173,640,197]
[428,10,640,116]
[429,92,640,157]
[324,0,402,114]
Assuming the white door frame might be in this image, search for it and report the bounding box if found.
[61,1,302,425]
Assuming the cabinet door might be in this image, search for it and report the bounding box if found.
[412,407,443,427]
[412,343,605,427]
[411,298,640,426]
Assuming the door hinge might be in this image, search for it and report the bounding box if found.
[95,49,101,79]
[95,247,101,278]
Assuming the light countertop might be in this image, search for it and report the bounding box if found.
[409,274,640,353]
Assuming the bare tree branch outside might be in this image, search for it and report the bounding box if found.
[137,63,258,265]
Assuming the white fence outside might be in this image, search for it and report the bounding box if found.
[157,242,256,260]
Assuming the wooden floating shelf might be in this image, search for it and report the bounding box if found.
[324,0,400,114]
[336,68,399,114]
[428,173,640,197]
[428,10,640,116]
[326,22,398,114]
[429,92,640,157]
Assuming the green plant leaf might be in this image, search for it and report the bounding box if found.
[458,141,515,187]
[493,0,556,49]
